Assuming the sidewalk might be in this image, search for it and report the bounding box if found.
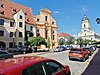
[82,48,100,75]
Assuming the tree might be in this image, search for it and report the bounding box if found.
[65,37,74,45]
[47,37,51,49]
[28,36,47,46]
[77,38,83,47]
[58,38,65,45]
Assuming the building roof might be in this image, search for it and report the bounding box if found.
[81,15,90,22]
[0,0,35,25]
[58,32,73,37]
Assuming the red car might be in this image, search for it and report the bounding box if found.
[0,56,71,75]
[68,48,89,61]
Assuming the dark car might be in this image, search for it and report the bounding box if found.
[0,56,71,75]
[53,46,65,52]
[20,46,33,53]
[0,50,13,60]
[65,46,73,50]
[83,47,94,56]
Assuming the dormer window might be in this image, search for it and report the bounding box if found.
[13,9,16,12]
[27,18,29,22]
[25,12,27,15]
[0,11,4,15]
[19,15,23,19]
[1,4,3,8]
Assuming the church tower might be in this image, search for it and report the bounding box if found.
[81,15,91,32]
[78,15,100,41]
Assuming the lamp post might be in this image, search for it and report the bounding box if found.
[96,18,100,24]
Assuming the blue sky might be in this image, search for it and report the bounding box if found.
[12,0,100,37]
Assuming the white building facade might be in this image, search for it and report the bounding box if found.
[78,15,100,41]
[0,0,36,48]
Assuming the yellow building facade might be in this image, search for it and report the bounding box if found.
[34,8,58,49]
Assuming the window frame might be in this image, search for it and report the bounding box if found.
[19,22,23,27]
[0,19,4,25]
[44,60,63,75]
[22,62,47,75]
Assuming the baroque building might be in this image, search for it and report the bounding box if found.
[78,15,100,41]
[34,8,58,49]
[0,0,36,48]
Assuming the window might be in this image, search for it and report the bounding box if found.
[45,16,47,21]
[19,32,22,37]
[37,19,39,22]
[19,42,22,45]
[52,31,54,34]
[1,4,3,8]
[84,24,86,28]
[0,30,4,36]
[19,22,22,27]
[0,11,4,15]
[45,61,62,75]
[19,15,23,19]
[52,22,54,24]
[10,32,13,37]
[9,42,13,48]
[0,19,4,25]
[30,26,33,31]
[45,30,48,39]
[22,63,46,75]
[53,35,55,40]
[37,29,39,32]
[10,21,14,27]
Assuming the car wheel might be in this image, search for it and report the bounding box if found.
[69,57,72,60]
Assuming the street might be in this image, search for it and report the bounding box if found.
[14,49,98,75]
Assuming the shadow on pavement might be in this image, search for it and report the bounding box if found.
[82,49,100,75]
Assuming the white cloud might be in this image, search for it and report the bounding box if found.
[54,11,59,14]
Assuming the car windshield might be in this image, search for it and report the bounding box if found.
[71,48,81,51]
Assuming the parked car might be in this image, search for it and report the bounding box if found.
[83,47,94,56]
[53,46,65,52]
[0,56,71,75]
[68,48,89,61]
[0,50,13,60]
[65,46,73,50]
[20,46,33,53]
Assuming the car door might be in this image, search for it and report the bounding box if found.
[44,60,67,75]
[22,62,47,75]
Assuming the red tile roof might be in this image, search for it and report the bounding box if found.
[0,0,35,25]
[58,32,73,37]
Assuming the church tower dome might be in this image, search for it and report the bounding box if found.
[81,15,91,31]
[81,15,90,22]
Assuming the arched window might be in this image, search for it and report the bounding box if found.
[84,24,86,28]
[0,19,4,25]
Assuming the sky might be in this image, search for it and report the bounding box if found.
[12,0,100,37]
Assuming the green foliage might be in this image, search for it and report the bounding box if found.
[47,37,51,48]
[28,36,47,46]
[58,38,65,45]
[65,37,74,45]
[77,38,97,46]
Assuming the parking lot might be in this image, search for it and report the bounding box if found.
[14,48,98,75]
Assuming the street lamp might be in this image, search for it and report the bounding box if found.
[96,18,100,24]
